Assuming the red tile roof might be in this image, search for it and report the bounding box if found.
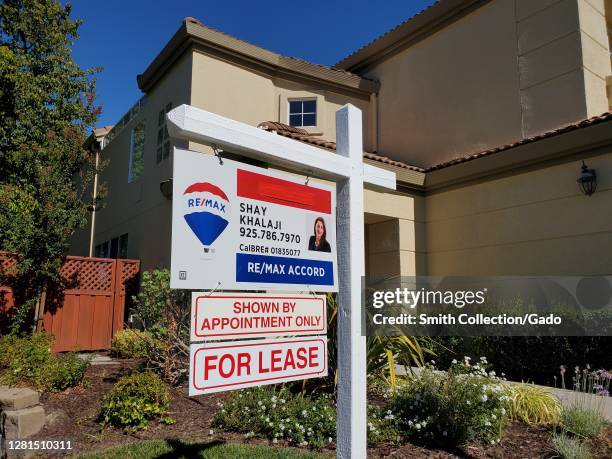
[425,112,612,171]
[259,112,612,177]
[257,121,425,172]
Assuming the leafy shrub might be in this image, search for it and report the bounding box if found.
[367,404,401,445]
[131,269,191,331]
[99,372,170,431]
[213,386,336,448]
[0,332,88,392]
[552,432,592,459]
[128,269,191,385]
[560,406,607,439]
[37,352,89,392]
[385,359,508,447]
[503,383,561,425]
[110,329,157,359]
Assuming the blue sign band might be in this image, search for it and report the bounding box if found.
[236,253,334,286]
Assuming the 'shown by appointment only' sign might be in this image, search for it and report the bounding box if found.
[191,293,327,341]
[171,151,338,291]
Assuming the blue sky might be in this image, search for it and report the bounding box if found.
[69,0,436,127]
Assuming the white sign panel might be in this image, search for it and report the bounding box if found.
[189,337,328,395]
[191,293,327,341]
[171,151,338,291]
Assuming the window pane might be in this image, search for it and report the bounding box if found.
[289,101,302,115]
[101,241,109,258]
[94,244,101,258]
[119,234,129,259]
[289,114,302,127]
[110,237,119,259]
[165,102,172,113]
[302,113,316,126]
[128,122,145,182]
[157,128,163,146]
[156,147,162,164]
[164,125,169,139]
[302,100,316,113]
[158,110,164,126]
[163,141,170,159]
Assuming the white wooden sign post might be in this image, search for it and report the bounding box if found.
[167,104,395,459]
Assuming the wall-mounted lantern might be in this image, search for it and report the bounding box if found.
[577,161,597,196]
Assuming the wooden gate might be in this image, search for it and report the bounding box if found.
[0,253,139,352]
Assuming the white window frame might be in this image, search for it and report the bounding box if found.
[288,98,317,127]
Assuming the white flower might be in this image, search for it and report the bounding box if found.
[328,437,333,444]
[481,395,488,402]
[452,359,457,364]
[484,421,491,426]
[271,396,277,403]
[415,423,422,430]
[272,438,278,444]
[301,410,307,417]
[258,401,262,406]
[209,429,214,435]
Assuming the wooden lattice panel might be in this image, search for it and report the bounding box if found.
[60,258,114,292]
[0,252,18,277]
[118,260,140,293]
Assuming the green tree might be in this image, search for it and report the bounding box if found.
[0,0,100,332]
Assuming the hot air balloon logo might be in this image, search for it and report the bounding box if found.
[183,182,230,247]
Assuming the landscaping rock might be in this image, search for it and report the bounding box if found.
[1,406,45,439]
[0,388,39,412]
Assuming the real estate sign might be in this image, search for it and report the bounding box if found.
[191,292,327,341]
[170,151,338,292]
[189,337,328,395]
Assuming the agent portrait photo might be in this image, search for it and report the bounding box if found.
[308,217,332,252]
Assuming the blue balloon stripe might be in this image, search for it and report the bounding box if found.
[184,212,229,246]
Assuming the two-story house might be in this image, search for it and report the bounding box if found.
[71,0,612,279]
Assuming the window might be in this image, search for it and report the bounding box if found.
[289,99,316,127]
[156,102,172,163]
[110,237,119,259]
[95,234,128,259]
[128,122,145,182]
[95,241,109,258]
[118,233,129,259]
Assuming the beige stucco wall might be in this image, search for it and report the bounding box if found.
[72,48,377,270]
[364,190,426,279]
[364,0,611,168]
[189,51,371,152]
[424,152,612,276]
[70,52,193,270]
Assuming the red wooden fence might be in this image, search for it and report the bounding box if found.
[0,253,139,352]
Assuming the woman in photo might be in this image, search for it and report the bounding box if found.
[308,217,331,252]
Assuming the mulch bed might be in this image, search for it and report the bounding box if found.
[36,361,612,458]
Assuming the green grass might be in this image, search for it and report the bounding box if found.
[78,439,332,459]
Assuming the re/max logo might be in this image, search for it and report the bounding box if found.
[187,198,226,212]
